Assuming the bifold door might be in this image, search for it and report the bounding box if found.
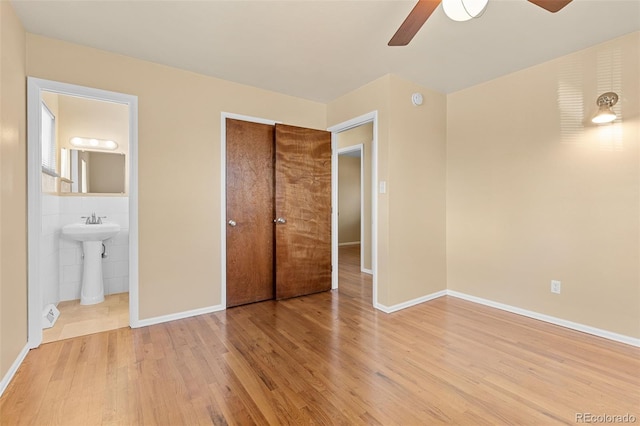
[274,124,332,299]
[225,120,331,307]
[226,119,275,308]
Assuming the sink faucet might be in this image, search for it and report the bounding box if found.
[81,213,106,225]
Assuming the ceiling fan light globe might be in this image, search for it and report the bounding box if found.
[442,0,489,22]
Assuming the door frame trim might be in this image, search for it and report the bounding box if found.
[220,113,279,309]
[26,77,139,348]
[328,111,378,306]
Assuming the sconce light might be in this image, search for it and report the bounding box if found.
[70,137,118,150]
[591,92,618,124]
[442,0,489,21]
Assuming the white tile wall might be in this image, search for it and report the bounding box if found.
[40,194,130,307]
[41,194,60,306]
[58,196,129,302]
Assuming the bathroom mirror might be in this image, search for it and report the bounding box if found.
[60,149,126,194]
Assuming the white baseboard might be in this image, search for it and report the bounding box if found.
[372,288,639,347]
[376,290,447,313]
[338,241,360,247]
[0,343,30,398]
[361,268,373,275]
[447,290,640,348]
[3,291,636,398]
[132,304,225,328]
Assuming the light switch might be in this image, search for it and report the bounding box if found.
[379,181,387,194]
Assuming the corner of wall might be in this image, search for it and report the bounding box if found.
[0,0,29,388]
[445,32,640,339]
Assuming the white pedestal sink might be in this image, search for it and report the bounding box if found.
[62,222,121,305]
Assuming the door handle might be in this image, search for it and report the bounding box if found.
[228,219,237,227]
[273,217,286,224]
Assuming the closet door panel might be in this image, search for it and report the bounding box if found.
[275,124,332,299]
[226,118,275,307]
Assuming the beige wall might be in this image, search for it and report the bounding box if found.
[387,75,447,305]
[26,34,326,320]
[88,152,126,193]
[328,75,448,306]
[0,1,28,378]
[338,155,361,244]
[337,122,373,270]
[447,32,640,338]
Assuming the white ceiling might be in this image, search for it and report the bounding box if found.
[12,0,640,103]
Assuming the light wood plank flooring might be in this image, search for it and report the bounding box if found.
[42,293,129,343]
[1,246,638,424]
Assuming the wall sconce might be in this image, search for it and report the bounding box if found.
[591,92,618,124]
[442,0,489,21]
[70,137,118,150]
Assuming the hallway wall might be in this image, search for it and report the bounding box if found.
[338,155,361,245]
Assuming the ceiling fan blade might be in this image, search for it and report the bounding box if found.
[527,0,573,13]
[388,0,442,46]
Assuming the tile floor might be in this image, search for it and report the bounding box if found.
[42,293,129,344]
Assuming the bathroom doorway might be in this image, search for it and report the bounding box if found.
[26,78,139,348]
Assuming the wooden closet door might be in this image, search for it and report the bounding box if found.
[226,119,275,307]
[274,124,332,299]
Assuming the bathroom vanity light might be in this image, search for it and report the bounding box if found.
[591,92,618,124]
[70,137,118,150]
[442,0,489,21]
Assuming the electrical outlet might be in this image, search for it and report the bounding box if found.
[551,280,561,294]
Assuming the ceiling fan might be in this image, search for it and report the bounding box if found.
[388,0,573,46]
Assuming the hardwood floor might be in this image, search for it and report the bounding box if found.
[42,293,129,343]
[1,246,638,425]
